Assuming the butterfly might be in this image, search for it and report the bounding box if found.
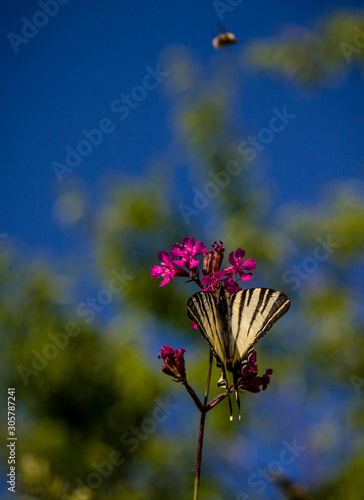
[187,283,290,419]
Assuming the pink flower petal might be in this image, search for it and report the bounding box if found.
[240,273,253,281]
[150,265,163,278]
[242,258,256,271]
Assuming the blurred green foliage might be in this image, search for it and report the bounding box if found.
[247,10,364,84]
[1,9,364,500]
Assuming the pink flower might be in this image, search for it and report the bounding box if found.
[222,276,242,294]
[151,250,188,287]
[152,240,256,293]
[171,237,207,269]
[239,351,273,393]
[158,345,186,382]
[201,274,242,294]
[224,248,256,281]
[200,270,226,292]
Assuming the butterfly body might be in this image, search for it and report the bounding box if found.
[187,283,290,418]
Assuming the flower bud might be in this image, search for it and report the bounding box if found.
[158,345,187,383]
[202,241,225,275]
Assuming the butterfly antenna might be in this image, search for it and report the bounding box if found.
[224,367,233,421]
[233,370,241,421]
[227,389,233,421]
[235,390,241,420]
[219,366,233,420]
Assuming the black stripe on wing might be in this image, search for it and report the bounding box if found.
[256,290,290,338]
[187,292,215,340]
[187,292,224,366]
[230,288,264,352]
[230,288,290,359]
[246,288,271,337]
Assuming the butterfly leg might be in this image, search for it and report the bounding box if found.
[217,364,233,421]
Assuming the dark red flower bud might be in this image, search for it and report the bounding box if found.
[158,345,187,383]
[239,351,273,393]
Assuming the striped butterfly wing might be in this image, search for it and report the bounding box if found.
[230,288,291,363]
[187,290,228,367]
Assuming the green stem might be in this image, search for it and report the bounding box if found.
[193,350,213,500]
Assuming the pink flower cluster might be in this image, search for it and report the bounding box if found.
[154,238,273,400]
[151,237,256,293]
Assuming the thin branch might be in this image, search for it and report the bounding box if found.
[193,350,213,500]
[182,381,204,412]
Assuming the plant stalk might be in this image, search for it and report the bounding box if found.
[193,349,213,500]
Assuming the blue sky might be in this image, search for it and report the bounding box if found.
[1,2,363,498]
[1,0,363,262]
